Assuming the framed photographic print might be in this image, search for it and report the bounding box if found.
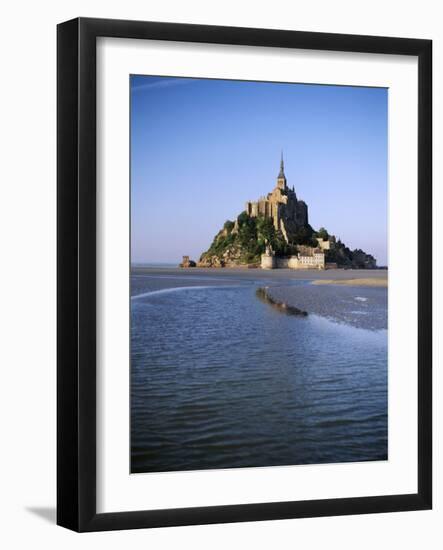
[57,17,432,531]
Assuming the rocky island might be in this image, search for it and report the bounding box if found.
[196,155,377,270]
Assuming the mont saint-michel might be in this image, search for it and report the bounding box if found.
[192,155,376,271]
[130,75,387,475]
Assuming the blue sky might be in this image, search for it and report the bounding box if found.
[131,75,388,265]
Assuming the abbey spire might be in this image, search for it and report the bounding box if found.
[278,151,285,179]
[277,151,287,190]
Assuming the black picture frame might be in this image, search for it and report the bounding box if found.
[57,17,432,532]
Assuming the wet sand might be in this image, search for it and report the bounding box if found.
[262,284,387,330]
[313,278,387,288]
[131,266,388,330]
[132,266,387,283]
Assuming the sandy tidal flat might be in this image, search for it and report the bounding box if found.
[312,277,387,288]
[262,283,387,330]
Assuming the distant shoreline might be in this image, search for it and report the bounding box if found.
[312,278,387,288]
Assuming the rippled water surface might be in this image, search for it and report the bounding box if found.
[131,270,387,473]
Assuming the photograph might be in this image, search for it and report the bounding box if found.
[130,75,388,474]
[0,0,436,543]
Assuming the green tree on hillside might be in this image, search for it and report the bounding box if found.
[316,227,329,240]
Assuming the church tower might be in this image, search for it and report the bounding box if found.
[276,152,287,190]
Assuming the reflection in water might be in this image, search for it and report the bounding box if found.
[131,275,387,473]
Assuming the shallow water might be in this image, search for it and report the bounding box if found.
[131,271,387,473]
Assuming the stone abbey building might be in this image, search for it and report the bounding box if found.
[245,154,309,244]
[246,155,328,270]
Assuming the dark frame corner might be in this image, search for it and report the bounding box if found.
[57,17,432,532]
